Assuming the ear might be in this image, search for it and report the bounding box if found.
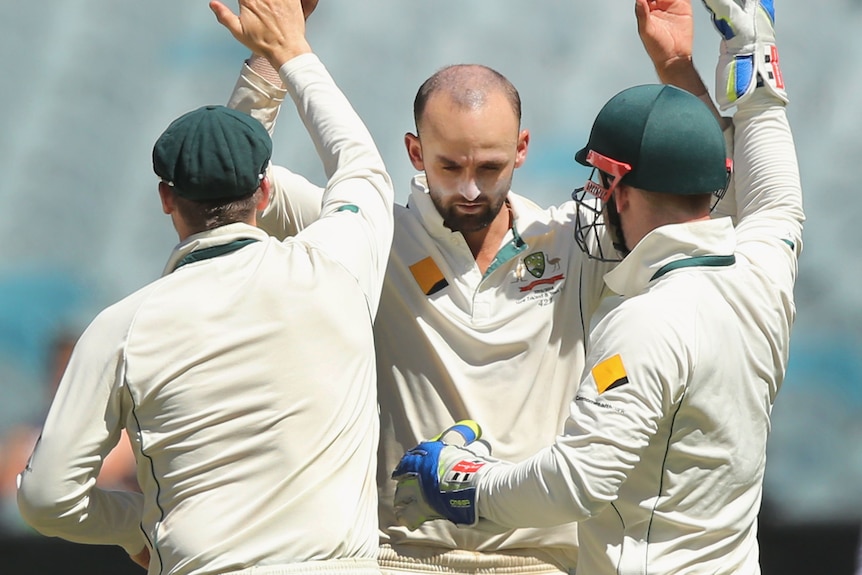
[256,177,271,212]
[158,182,175,215]
[613,185,629,214]
[404,132,424,171]
[514,129,530,168]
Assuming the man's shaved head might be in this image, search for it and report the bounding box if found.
[413,64,522,133]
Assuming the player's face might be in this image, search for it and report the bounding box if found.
[409,91,528,233]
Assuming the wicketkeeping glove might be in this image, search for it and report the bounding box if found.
[391,420,497,530]
[702,0,788,110]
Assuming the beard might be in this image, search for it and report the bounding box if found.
[431,185,511,234]
[439,203,499,233]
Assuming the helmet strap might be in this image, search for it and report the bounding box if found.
[605,195,630,259]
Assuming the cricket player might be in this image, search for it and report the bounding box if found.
[221,2,733,573]
[16,1,393,574]
[392,0,804,573]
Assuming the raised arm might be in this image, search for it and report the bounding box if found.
[703,0,803,286]
[223,4,326,240]
[635,0,727,128]
[480,0,805,524]
[635,0,737,220]
[226,60,324,239]
[222,1,314,142]
[212,0,394,311]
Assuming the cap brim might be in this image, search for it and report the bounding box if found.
[574,146,589,166]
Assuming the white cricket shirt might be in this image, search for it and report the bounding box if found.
[478,93,804,575]
[17,54,393,575]
[235,63,620,572]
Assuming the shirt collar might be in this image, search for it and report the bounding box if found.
[162,223,269,276]
[408,174,452,239]
[603,217,736,298]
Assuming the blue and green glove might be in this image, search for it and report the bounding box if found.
[391,420,498,530]
[702,0,788,110]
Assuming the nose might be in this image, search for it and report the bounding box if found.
[458,179,481,202]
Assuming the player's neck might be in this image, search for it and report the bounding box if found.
[463,201,513,274]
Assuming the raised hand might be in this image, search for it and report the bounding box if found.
[701,0,787,109]
[209,0,312,69]
[635,0,694,79]
[634,0,717,102]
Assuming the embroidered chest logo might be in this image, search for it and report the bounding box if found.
[524,252,546,278]
[512,251,564,293]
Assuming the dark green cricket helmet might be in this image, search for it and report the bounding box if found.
[575,84,728,195]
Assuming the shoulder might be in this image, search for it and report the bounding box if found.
[67,282,163,370]
[584,293,696,402]
[509,192,578,229]
[596,286,698,357]
[85,278,171,338]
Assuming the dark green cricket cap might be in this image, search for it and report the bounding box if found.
[575,84,727,195]
[153,105,273,201]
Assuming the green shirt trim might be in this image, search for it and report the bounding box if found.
[484,223,528,278]
[175,238,260,269]
[650,254,736,282]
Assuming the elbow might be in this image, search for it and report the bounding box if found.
[551,448,619,520]
[16,472,71,535]
[17,477,52,532]
[576,491,612,519]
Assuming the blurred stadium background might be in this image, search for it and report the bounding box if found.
[0,1,860,573]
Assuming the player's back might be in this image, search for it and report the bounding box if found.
[123,234,379,574]
[578,226,792,574]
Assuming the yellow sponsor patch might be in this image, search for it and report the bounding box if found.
[409,256,448,296]
[591,354,629,394]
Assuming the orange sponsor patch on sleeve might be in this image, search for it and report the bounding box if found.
[591,353,629,394]
[409,256,449,296]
